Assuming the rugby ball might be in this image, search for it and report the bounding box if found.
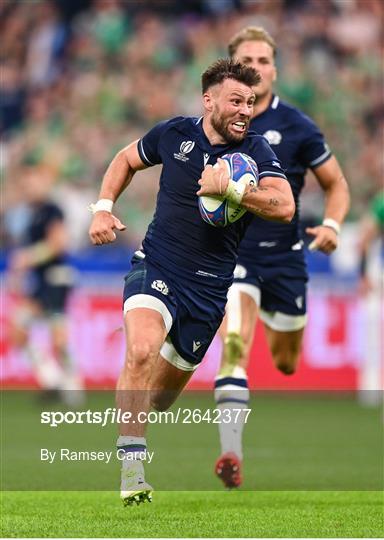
[198,152,259,227]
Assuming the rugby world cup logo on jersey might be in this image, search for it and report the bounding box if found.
[174,140,195,162]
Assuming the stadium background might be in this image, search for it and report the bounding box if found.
[1,0,383,391]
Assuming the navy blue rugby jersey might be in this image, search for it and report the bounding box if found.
[23,201,67,278]
[238,95,332,259]
[137,116,287,282]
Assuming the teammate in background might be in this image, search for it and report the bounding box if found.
[214,27,350,488]
[89,59,295,506]
[358,191,384,295]
[8,162,82,404]
[357,191,383,405]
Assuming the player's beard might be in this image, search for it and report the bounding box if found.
[211,109,248,144]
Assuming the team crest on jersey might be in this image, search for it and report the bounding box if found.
[234,264,247,279]
[174,140,195,162]
[151,280,169,295]
[263,130,282,145]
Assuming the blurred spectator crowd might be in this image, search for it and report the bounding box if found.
[1,0,383,250]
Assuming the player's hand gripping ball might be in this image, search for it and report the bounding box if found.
[198,153,258,227]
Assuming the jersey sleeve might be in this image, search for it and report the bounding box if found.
[43,204,64,234]
[254,137,288,180]
[137,120,171,166]
[298,115,332,169]
[47,204,64,222]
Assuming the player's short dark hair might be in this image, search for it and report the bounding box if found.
[201,58,261,94]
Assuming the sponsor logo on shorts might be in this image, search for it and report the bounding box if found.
[258,241,277,248]
[193,340,201,352]
[151,280,169,296]
[174,140,195,162]
[295,296,303,309]
[196,269,218,278]
[291,240,303,251]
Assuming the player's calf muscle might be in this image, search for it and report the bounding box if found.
[224,331,244,357]
[222,321,255,369]
[266,326,304,375]
[150,390,177,412]
[271,347,301,375]
[276,361,296,375]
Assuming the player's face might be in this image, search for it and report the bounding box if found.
[234,40,276,100]
[209,79,256,144]
[21,167,52,203]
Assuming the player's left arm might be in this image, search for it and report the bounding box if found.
[10,219,68,272]
[240,176,295,223]
[306,156,350,254]
[197,159,295,223]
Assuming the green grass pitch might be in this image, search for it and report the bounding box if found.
[1,392,383,537]
[1,490,383,537]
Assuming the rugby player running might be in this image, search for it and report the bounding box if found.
[89,59,295,506]
[8,162,82,404]
[213,27,350,489]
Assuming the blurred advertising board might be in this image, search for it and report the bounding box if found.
[2,286,380,391]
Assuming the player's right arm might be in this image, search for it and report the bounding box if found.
[89,140,147,246]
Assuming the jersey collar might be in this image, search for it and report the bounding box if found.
[271,95,280,109]
[253,94,280,121]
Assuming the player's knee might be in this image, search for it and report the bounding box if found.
[10,325,28,347]
[52,337,66,357]
[125,342,156,371]
[52,327,66,344]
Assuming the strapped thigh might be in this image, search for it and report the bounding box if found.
[160,338,199,372]
[226,283,261,334]
[259,309,307,332]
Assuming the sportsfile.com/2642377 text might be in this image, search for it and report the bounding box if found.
[40,408,252,427]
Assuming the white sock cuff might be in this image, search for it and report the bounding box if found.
[214,386,250,405]
[117,436,146,448]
